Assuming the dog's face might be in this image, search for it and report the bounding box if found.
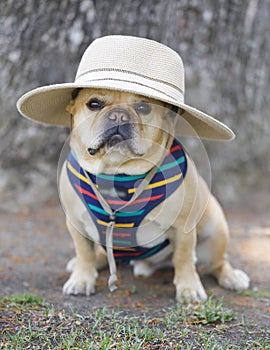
[66,88,177,174]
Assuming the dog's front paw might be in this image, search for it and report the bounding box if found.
[218,267,250,291]
[174,273,207,302]
[63,267,98,296]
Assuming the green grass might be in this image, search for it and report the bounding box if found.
[0,293,269,349]
[163,295,235,327]
[236,287,270,299]
[0,292,45,306]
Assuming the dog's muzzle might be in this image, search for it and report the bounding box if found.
[88,108,137,155]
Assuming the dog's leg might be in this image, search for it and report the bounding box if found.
[66,244,108,273]
[94,243,108,270]
[197,194,250,290]
[63,219,98,296]
[170,225,207,302]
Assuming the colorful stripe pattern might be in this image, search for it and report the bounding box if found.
[66,139,187,263]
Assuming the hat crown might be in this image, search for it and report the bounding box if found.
[75,35,185,96]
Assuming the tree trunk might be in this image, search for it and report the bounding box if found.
[1,0,269,211]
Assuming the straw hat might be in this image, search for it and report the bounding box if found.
[17,35,234,140]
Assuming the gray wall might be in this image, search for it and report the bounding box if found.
[1,0,269,212]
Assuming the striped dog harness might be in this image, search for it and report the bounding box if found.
[66,139,187,264]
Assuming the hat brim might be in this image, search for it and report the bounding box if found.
[17,81,235,140]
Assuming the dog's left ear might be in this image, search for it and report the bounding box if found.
[166,104,185,119]
[170,105,179,115]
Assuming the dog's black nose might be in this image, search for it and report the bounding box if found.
[108,109,130,124]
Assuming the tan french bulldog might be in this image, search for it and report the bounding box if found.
[59,88,250,302]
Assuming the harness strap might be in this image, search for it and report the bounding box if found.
[82,134,174,291]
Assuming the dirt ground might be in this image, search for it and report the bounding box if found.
[1,201,270,343]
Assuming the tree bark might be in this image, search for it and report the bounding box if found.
[1,0,269,211]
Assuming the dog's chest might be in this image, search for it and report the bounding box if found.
[66,139,187,262]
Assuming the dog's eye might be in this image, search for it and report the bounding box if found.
[86,99,104,111]
[135,102,152,115]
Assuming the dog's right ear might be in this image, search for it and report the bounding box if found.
[69,113,74,130]
[66,88,83,129]
[66,100,75,130]
[72,88,83,100]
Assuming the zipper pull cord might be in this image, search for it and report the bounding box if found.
[106,214,118,292]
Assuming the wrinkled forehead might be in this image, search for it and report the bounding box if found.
[74,88,166,107]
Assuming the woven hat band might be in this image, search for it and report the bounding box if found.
[75,69,184,104]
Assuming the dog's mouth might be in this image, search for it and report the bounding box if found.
[107,134,125,148]
[88,125,139,156]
